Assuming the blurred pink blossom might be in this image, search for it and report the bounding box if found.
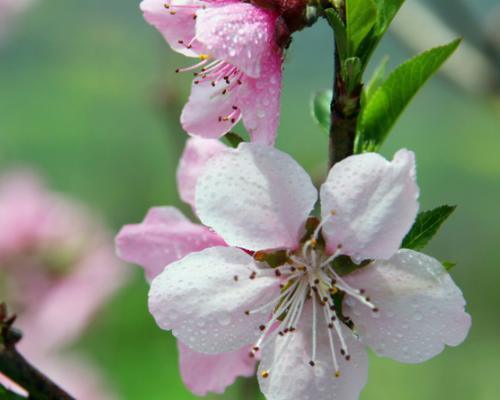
[0,168,129,399]
[0,0,33,38]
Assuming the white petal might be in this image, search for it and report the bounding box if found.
[344,249,471,363]
[258,305,368,400]
[320,149,419,261]
[196,143,317,251]
[149,246,280,354]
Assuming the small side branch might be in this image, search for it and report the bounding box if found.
[0,303,75,400]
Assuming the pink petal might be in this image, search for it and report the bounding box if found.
[140,0,204,57]
[343,249,471,363]
[0,170,51,256]
[143,206,188,224]
[18,245,130,353]
[149,246,280,353]
[239,52,282,145]
[181,79,242,139]
[178,341,256,396]
[258,304,368,400]
[196,3,279,78]
[196,144,317,251]
[320,149,419,261]
[177,137,227,210]
[115,206,224,281]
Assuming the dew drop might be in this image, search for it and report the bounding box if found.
[217,313,232,326]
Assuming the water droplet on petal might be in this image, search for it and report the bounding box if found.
[217,313,231,326]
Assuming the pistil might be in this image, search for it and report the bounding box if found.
[246,223,379,380]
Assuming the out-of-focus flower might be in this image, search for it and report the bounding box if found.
[0,169,129,399]
[116,137,257,396]
[140,0,284,145]
[0,0,33,39]
[147,144,471,400]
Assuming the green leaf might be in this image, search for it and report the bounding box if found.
[374,0,405,35]
[331,255,372,276]
[357,39,461,152]
[223,132,244,148]
[362,55,389,105]
[442,261,457,271]
[402,205,457,251]
[355,0,405,64]
[342,57,363,93]
[325,8,347,61]
[346,0,377,56]
[310,90,332,134]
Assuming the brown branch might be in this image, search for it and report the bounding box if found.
[0,303,75,400]
[328,3,363,169]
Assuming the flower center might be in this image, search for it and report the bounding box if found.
[163,1,246,123]
[175,54,244,123]
[244,217,379,379]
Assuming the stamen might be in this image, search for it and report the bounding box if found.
[245,280,299,316]
[311,290,318,366]
[319,247,342,268]
[245,233,378,379]
[322,301,340,376]
[326,269,377,310]
[316,284,350,359]
[175,58,209,74]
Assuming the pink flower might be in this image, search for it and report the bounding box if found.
[147,144,471,400]
[140,0,283,144]
[0,0,33,38]
[116,137,257,396]
[0,169,129,399]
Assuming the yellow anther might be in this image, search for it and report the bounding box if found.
[254,251,267,261]
[335,371,340,378]
[329,287,338,295]
[199,54,210,61]
[330,210,337,216]
[261,370,270,379]
[308,239,317,248]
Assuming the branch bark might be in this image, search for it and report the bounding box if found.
[328,4,363,169]
[0,304,75,400]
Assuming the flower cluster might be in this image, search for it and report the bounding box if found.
[118,142,470,399]
[116,1,472,399]
[0,169,129,399]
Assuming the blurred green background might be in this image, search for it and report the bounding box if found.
[1,0,499,399]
